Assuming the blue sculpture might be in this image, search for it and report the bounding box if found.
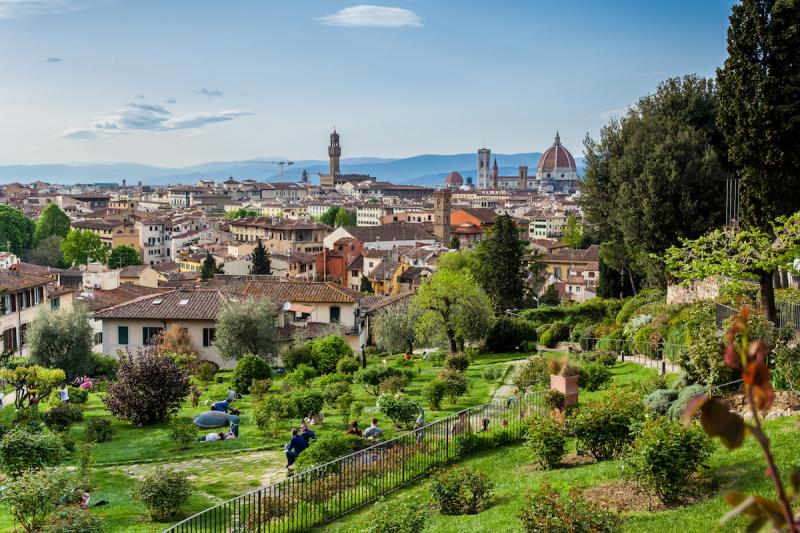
[194,411,240,429]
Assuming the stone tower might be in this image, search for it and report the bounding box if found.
[519,165,528,190]
[433,189,452,243]
[328,128,341,178]
[477,148,491,189]
[492,158,499,189]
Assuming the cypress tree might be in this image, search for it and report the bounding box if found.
[201,251,217,281]
[474,214,528,311]
[250,237,271,275]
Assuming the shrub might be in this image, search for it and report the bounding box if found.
[253,395,297,437]
[581,349,617,367]
[336,356,361,375]
[232,354,272,394]
[43,403,84,432]
[85,418,115,443]
[66,386,88,404]
[323,381,352,408]
[193,360,218,382]
[454,432,483,457]
[525,416,565,469]
[545,322,570,347]
[364,496,429,533]
[544,389,566,411]
[376,393,418,428]
[282,341,313,369]
[513,355,549,392]
[482,365,506,381]
[667,383,706,420]
[484,317,538,353]
[539,329,554,348]
[291,389,324,421]
[578,361,612,392]
[354,365,411,396]
[2,468,75,532]
[294,433,362,471]
[547,357,580,377]
[518,480,621,533]
[310,335,352,374]
[43,506,103,533]
[444,352,470,372]
[0,429,65,477]
[286,364,317,388]
[437,368,469,403]
[643,389,678,415]
[169,419,196,451]
[103,350,189,426]
[572,390,644,460]
[429,467,494,515]
[635,373,670,396]
[250,378,273,399]
[616,289,663,323]
[771,340,800,391]
[132,467,193,522]
[422,379,447,410]
[623,417,713,503]
[379,374,411,393]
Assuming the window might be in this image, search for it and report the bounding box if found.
[203,328,216,347]
[50,297,60,310]
[330,306,341,324]
[554,267,562,279]
[94,332,103,345]
[143,327,163,344]
[3,328,17,352]
[118,326,129,344]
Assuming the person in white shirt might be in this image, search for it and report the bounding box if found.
[202,432,224,442]
[57,385,70,403]
[363,418,384,440]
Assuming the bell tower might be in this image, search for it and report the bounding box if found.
[477,148,491,189]
[328,128,341,178]
[433,189,452,243]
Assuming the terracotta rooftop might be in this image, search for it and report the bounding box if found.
[243,279,360,304]
[75,285,168,312]
[340,222,435,243]
[93,289,240,320]
[10,262,63,277]
[0,270,50,292]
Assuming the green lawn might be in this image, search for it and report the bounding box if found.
[322,415,800,533]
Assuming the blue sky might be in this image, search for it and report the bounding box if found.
[0,0,735,166]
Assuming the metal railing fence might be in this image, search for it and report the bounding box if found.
[578,337,684,374]
[165,389,547,533]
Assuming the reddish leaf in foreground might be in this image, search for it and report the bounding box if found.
[724,344,740,369]
[699,397,746,450]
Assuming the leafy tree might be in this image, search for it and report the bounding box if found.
[24,235,64,267]
[0,205,34,255]
[437,249,478,274]
[200,251,218,281]
[33,204,70,244]
[214,297,278,362]
[249,237,271,275]
[155,325,198,359]
[561,215,583,249]
[224,208,259,220]
[663,212,800,323]
[103,349,189,426]
[373,298,419,354]
[27,307,93,379]
[359,275,373,294]
[0,366,65,409]
[334,208,357,227]
[413,270,493,352]
[1,468,74,531]
[132,467,194,522]
[232,354,272,394]
[581,75,730,287]
[311,335,353,374]
[61,229,108,265]
[473,214,529,311]
[108,244,143,268]
[716,0,800,232]
[448,235,460,250]
[539,284,560,306]
[318,206,340,227]
[0,431,66,478]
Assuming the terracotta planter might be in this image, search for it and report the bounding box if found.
[550,374,579,406]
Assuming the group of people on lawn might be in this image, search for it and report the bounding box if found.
[198,389,240,442]
[284,418,384,469]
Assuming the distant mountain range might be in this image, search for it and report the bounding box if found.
[0,153,586,187]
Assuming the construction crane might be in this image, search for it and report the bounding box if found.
[268,160,295,178]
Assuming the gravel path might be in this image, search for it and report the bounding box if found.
[491,359,528,401]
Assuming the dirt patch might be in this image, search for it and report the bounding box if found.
[522,453,595,472]
[583,475,717,513]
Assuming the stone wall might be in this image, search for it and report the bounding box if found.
[666,276,721,305]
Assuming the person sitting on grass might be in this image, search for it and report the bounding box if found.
[285,428,308,468]
[300,423,317,445]
[210,399,235,413]
[363,418,384,440]
[197,432,225,442]
[344,420,362,437]
[79,376,93,390]
[229,422,239,438]
[450,412,471,436]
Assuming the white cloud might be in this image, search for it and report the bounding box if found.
[317,5,422,28]
[0,0,103,19]
[56,102,253,140]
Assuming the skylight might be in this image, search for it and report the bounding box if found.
[179,299,189,305]
[152,299,163,305]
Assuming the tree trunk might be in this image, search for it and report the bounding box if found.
[447,329,457,353]
[760,269,778,324]
[627,268,638,296]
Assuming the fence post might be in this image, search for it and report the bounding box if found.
[402,436,406,483]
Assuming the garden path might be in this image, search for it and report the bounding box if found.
[490,359,528,401]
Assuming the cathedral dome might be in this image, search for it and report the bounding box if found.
[537,132,576,175]
[444,171,464,187]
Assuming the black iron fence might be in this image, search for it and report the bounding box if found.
[578,337,683,374]
[165,389,547,532]
[777,300,800,333]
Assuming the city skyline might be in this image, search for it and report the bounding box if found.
[1,0,734,167]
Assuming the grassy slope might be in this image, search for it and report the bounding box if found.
[322,414,800,533]
[0,353,525,532]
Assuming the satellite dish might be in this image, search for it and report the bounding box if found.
[283,301,291,311]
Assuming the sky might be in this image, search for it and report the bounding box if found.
[0,0,735,167]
